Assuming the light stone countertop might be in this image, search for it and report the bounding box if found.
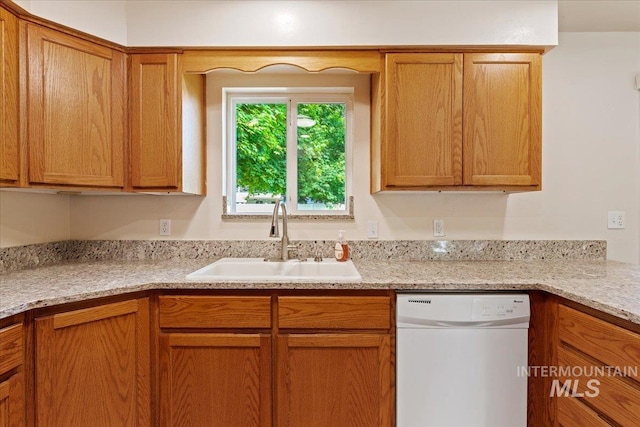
[1,258,639,324]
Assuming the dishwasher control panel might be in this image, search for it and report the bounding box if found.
[471,296,529,321]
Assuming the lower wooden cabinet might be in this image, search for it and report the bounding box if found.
[277,333,391,427]
[554,303,640,426]
[158,293,393,427]
[159,333,272,427]
[34,299,150,426]
[0,323,24,427]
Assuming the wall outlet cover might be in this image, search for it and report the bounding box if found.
[607,211,625,229]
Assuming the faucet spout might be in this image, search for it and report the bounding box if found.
[268,198,295,261]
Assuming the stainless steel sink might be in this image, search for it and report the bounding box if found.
[186,258,362,282]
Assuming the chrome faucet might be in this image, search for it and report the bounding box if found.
[268,198,297,261]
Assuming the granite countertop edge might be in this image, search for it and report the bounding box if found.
[1,258,639,325]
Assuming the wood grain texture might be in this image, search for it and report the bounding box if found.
[278,296,391,330]
[0,372,25,427]
[558,346,640,427]
[528,291,557,427]
[159,333,271,427]
[277,333,391,427]
[159,296,272,329]
[384,53,462,188]
[463,53,541,188]
[182,50,382,74]
[559,304,640,382]
[0,324,22,375]
[35,298,150,426]
[557,396,610,427]
[26,24,124,188]
[0,6,20,186]
[129,53,180,189]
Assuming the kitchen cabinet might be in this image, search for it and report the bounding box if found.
[277,296,392,427]
[158,296,272,426]
[0,323,24,427]
[463,53,541,188]
[129,53,206,194]
[34,299,150,426]
[0,6,20,187]
[158,294,393,427]
[26,24,126,189]
[372,51,541,192]
[554,303,640,426]
[380,53,463,188]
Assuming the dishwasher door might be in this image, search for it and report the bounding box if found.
[396,293,530,427]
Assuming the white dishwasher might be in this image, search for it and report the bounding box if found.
[396,293,530,427]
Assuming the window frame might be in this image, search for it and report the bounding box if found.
[223,87,354,216]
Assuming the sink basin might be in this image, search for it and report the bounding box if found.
[186,258,362,282]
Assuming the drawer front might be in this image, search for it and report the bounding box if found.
[559,305,640,382]
[159,296,271,328]
[557,395,610,427]
[278,296,391,330]
[558,346,640,427]
[0,324,23,375]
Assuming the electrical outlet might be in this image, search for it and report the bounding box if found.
[159,219,171,236]
[607,211,625,229]
[433,219,445,237]
[367,221,379,239]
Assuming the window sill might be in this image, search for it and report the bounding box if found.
[222,196,354,220]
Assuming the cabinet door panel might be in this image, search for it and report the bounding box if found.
[35,299,150,426]
[159,333,271,427]
[129,53,180,189]
[463,53,541,187]
[0,373,25,427]
[0,7,19,186]
[277,334,391,427]
[27,24,125,187]
[385,53,462,187]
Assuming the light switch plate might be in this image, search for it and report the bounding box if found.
[367,221,379,239]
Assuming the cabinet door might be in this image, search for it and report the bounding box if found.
[463,53,541,187]
[0,7,19,186]
[159,333,271,427]
[129,53,180,189]
[277,333,391,427]
[35,299,150,426]
[384,53,462,188]
[0,373,24,427]
[27,24,125,188]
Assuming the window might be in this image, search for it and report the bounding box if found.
[224,88,353,215]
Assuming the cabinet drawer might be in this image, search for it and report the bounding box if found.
[559,305,640,382]
[557,396,609,427]
[558,346,640,426]
[278,296,391,330]
[0,324,22,375]
[159,296,271,328]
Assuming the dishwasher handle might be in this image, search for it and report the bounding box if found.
[397,315,530,328]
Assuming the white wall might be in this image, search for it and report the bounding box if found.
[13,0,128,45]
[0,192,71,247]
[13,1,557,48]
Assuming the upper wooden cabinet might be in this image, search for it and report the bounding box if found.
[372,51,541,192]
[129,53,205,194]
[0,6,20,187]
[26,24,126,189]
[382,53,463,188]
[463,53,541,188]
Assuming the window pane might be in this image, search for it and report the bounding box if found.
[297,103,346,211]
[235,103,287,212]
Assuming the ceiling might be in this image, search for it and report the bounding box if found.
[558,0,640,32]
